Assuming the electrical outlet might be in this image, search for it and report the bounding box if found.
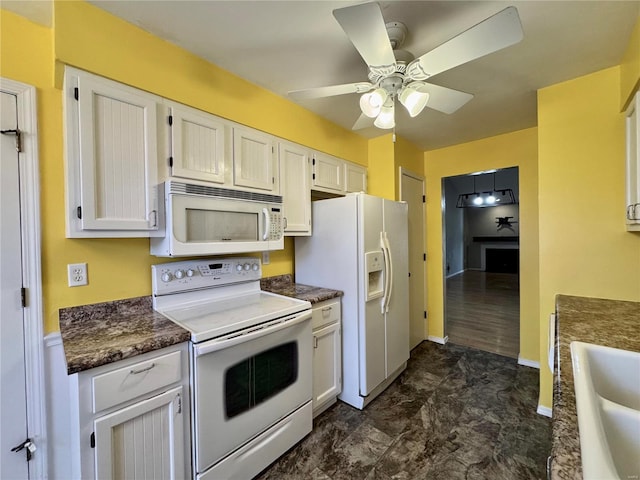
[68,263,88,287]
[262,251,270,265]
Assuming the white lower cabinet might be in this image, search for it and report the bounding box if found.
[311,299,342,417]
[67,343,190,480]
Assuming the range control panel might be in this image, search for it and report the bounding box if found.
[152,257,261,296]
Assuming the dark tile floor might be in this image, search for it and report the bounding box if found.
[256,341,551,480]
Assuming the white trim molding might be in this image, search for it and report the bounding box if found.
[428,335,449,345]
[517,356,540,369]
[537,405,552,418]
[1,77,46,480]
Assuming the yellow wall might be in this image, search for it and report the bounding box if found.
[367,134,396,199]
[537,66,640,408]
[424,128,540,363]
[1,3,373,333]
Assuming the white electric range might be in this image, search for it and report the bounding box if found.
[152,257,312,480]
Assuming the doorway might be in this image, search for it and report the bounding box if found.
[0,78,45,478]
[442,167,520,358]
[400,168,426,350]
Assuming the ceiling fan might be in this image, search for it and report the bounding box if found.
[289,2,523,130]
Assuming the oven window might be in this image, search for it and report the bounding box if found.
[224,342,298,419]
[185,209,258,242]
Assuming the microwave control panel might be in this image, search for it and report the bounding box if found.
[152,257,261,296]
[269,208,283,240]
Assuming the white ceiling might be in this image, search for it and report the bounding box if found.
[5,1,639,150]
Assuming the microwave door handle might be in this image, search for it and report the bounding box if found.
[262,208,270,240]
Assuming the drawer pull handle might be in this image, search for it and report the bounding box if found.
[322,307,332,313]
[130,363,155,375]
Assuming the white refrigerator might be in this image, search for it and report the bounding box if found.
[295,193,409,409]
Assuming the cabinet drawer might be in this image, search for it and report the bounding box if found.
[312,300,341,330]
[92,350,182,413]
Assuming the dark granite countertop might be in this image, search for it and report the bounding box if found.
[59,296,191,375]
[551,294,640,479]
[261,274,342,304]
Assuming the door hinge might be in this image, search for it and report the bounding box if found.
[90,432,95,448]
[11,438,35,461]
[423,253,426,261]
[272,177,275,184]
[76,206,82,219]
[408,272,411,277]
[312,173,316,180]
[312,157,316,165]
[424,311,427,319]
[176,393,182,414]
[21,287,26,308]
[169,156,173,167]
[1,129,22,153]
[422,195,426,203]
[74,87,79,101]
[168,115,173,126]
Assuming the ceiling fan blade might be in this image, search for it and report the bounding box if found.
[288,82,373,100]
[352,113,374,131]
[406,6,523,81]
[333,3,396,76]
[421,83,473,114]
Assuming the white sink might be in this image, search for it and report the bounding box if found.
[570,341,640,480]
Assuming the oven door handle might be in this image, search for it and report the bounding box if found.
[193,310,312,356]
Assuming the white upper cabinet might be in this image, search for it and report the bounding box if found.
[626,91,640,231]
[312,151,367,195]
[63,67,162,237]
[233,126,278,193]
[168,102,227,184]
[344,161,367,193]
[312,152,343,193]
[279,141,312,236]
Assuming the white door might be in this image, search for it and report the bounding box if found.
[1,91,29,478]
[401,169,427,349]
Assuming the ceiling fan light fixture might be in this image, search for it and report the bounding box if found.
[360,88,388,118]
[374,100,395,129]
[399,83,430,117]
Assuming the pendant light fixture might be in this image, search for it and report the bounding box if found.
[456,172,517,208]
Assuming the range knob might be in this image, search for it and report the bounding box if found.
[243,263,251,271]
[161,272,173,283]
[236,264,243,272]
[252,263,259,271]
[174,269,185,279]
[186,269,195,278]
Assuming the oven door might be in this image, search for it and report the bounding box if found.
[190,310,312,474]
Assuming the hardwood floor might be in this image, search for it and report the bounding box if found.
[446,270,519,359]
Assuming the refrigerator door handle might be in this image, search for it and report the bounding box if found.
[380,232,392,314]
[383,232,393,313]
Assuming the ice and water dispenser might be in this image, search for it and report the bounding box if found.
[365,250,384,300]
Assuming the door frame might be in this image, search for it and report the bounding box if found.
[1,77,46,479]
[399,167,427,346]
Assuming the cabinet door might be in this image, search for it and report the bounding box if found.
[626,92,640,229]
[233,126,278,192]
[312,322,342,411]
[280,141,311,235]
[344,162,367,193]
[66,68,160,235]
[94,386,185,480]
[169,104,227,184]
[312,152,343,192]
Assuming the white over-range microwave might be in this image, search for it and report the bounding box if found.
[150,180,284,257]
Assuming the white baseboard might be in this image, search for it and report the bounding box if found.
[427,335,449,345]
[537,405,552,418]
[44,331,62,347]
[517,356,540,369]
[445,269,465,279]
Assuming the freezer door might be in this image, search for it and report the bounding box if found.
[359,194,386,395]
[383,199,410,376]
